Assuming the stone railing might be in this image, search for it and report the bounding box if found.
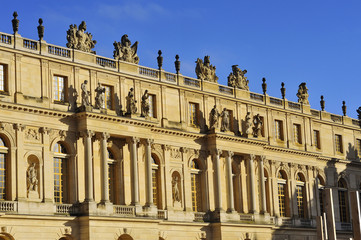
[299,219,312,227]
[336,222,352,231]
[270,97,283,106]
[331,114,342,123]
[352,119,360,126]
[48,45,71,58]
[250,93,264,102]
[164,73,176,83]
[194,212,206,222]
[311,109,320,118]
[55,203,78,215]
[279,217,293,226]
[239,214,254,222]
[288,102,301,110]
[219,86,233,95]
[0,201,17,212]
[139,67,158,79]
[184,77,200,88]
[23,39,38,50]
[113,205,135,217]
[96,57,116,69]
[157,209,168,220]
[0,34,12,45]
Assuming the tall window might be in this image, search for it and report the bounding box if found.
[296,173,306,218]
[189,103,198,127]
[104,85,113,109]
[314,130,321,149]
[0,64,5,92]
[317,176,325,215]
[53,76,66,102]
[151,155,160,206]
[53,142,68,203]
[293,124,302,144]
[148,94,156,118]
[108,149,116,203]
[338,179,349,223]
[190,160,202,212]
[264,169,270,213]
[278,171,287,217]
[275,120,284,141]
[0,137,8,200]
[335,134,343,153]
[356,139,361,157]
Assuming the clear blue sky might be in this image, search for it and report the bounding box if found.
[2,1,361,118]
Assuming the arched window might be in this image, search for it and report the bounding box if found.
[118,234,133,240]
[232,164,240,212]
[108,149,116,203]
[190,159,202,212]
[277,171,288,217]
[0,137,8,201]
[338,178,349,223]
[264,169,270,213]
[53,142,68,203]
[317,175,325,215]
[151,154,161,207]
[296,173,306,218]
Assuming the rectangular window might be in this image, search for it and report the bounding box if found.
[148,94,156,118]
[53,76,66,102]
[296,185,305,218]
[314,130,321,149]
[104,85,113,109]
[275,120,284,141]
[191,173,202,212]
[0,64,5,92]
[357,139,361,157]
[189,103,199,127]
[278,183,286,217]
[293,124,302,144]
[335,134,343,153]
[54,157,66,203]
[0,153,5,200]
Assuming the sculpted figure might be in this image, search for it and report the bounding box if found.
[245,112,252,136]
[141,90,150,117]
[113,34,139,64]
[126,88,137,114]
[252,114,263,137]
[27,163,38,192]
[296,82,309,105]
[209,105,220,130]
[221,108,230,132]
[81,80,91,107]
[227,65,249,90]
[66,21,96,53]
[357,107,361,120]
[195,56,218,83]
[94,83,105,109]
[172,175,181,203]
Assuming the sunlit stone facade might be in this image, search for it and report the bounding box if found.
[0,16,359,240]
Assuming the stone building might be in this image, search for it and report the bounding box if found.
[0,14,359,240]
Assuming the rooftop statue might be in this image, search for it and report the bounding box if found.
[296,82,309,105]
[195,56,218,83]
[66,21,96,53]
[227,65,249,90]
[113,34,139,64]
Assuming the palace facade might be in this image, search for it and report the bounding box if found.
[0,13,359,240]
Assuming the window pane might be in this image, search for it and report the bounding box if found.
[0,153,6,200]
[0,65,4,91]
[53,76,65,101]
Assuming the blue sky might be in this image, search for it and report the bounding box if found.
[2,1,361,118]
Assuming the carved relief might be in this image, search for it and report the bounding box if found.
[66,21,96,53]
[25,128,40,142]
[195,56,218,83]
[170,148,181,159]
[113,34,139,64]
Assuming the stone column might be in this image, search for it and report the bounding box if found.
[144,139,154,207]
[324,188,337,240]
[128,137,140,205]
[225,151,234,212]
[98,132,110,203]
[247,154,257,214]
[14,124,26,201]
[350,190,361,240]
[212,149,223,211]
[81,130,95,202]
[259,155,267,214]
[40,127,52,203]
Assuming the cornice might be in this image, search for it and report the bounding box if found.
[264,145,320,158]
[151,127,205,139]
[0,102,71,118]
[207,133,268,147]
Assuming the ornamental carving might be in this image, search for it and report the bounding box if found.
[25,128,40,141]
[171,172,181,204]
[252,114,263,137]
[27,162,38,193]
[66,21,96,53]
[220,108,230,132]
[113,34,139,64]
[195,56,218,83]
[94,83,105,109]
[296,82,309,105]
[126,88,137,114]
[209,105,220,130]
[227,65,249,90]
[169,147,181,159]
[140,90,150,117]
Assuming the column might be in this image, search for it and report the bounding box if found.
[99,132,110,203]
[324,188,337,240]
[128,137,140,205]
[248,154,257,213]
[225,151,234,212]
[81,130,95,202]
[14,124,26,201]
[144,139,154,207]
[350,191,361,239]
[212,149,223,211]
[259,156,267,214]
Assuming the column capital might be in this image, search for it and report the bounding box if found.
[225,151,234,158]
[180,147,188,153]
[143,138,154,146]
[96,132,110,141]
[247,154,256,161]
[39,127,51,135]
[13,123,25,131]
[260,155,266,162]
[211,149,222,157]
[80,130,95,138]
[127,136,140,144]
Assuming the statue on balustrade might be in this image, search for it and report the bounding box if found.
[209,105,220,130]
[126,88,137,114]
[81,80,91,107]
[220,108,230,132]
[195,56,218,83]
[94,83,105,109]
[244,112,252,137]
[141,90,150,117]
[113,34,139,64]
[66,21,97,53]
[296,82,309,105]
[227,65,249,90]
[252,114,263,137]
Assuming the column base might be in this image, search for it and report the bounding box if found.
[142,205,157,218]
[79,200,97,215]
[97,201,113,215]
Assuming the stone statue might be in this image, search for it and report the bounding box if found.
[141,90,150,117]
[81,80,91,107]
[245,112,252,136]
[209,105,220,130]
[113,34,139,64]
[27,163,38,192]
[296,82,309,105]
[66,21,97,53]
[357,107,361,120]
[195,56,218,83]
[221,108,230,132]
[253,114,263,137]
[94,83,105,109]
[126,88,137,114]
[172,175,181,203]
[227,65,249,90]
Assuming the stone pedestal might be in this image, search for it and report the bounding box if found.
[80,201,97,215]
[77,105,93,112]
[142,205,157,218]
[27,190,39,200]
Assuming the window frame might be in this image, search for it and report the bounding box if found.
[0,137,8,201]
[275,120,284,141]
[313,130,321,150]
[335,134,343,154]
[190,160,202,212]
[0,64,7,93]
[189,102,199,127]
[53,142,69,204]
[53,75,68,103]
[293,123,302,144]
[103,84,114,110]
[148,94,157,118]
